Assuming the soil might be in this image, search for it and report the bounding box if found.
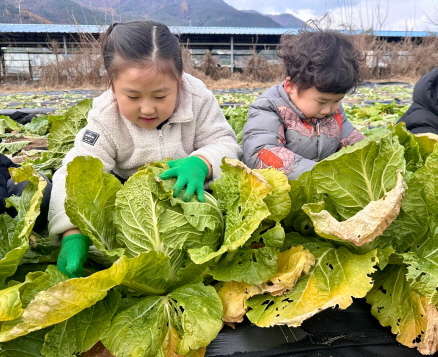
[0,78,276,93]
[6,136,48,150]
[82,342,114,357]
[5,136,48,164]
[0,74,418,94]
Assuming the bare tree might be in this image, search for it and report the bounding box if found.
[336,0,390,31]
[424,7,438,27]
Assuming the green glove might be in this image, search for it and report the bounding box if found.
[57,234,91,278]
[159,156,208,202]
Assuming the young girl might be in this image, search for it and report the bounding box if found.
[49,21,241,278]
[242,30,365,180]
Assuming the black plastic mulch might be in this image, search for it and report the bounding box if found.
[206,298,428,357]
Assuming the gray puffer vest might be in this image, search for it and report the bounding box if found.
[242,82,365,180]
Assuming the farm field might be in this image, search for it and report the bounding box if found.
[0,81,414,164]
[2,81,438,357]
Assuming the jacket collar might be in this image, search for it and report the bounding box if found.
[279,81,336,124]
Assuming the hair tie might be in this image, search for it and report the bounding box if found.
[109,22,119,33]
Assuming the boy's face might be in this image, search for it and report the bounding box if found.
[112,67,180,129]
[285,79,345,119]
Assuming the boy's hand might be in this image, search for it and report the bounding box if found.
[159,156,209,202]
[57,234,91,278]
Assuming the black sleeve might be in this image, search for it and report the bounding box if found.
[397,104,438,135]
[0,154,20,213]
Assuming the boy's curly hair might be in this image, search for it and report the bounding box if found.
[277,30,363,94]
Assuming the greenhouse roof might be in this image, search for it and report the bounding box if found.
[0,23,435,38]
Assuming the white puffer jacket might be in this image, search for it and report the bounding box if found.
[48,72,241,243]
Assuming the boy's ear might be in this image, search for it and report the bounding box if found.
[284,77,296,95]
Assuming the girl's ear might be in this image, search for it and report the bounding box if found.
[105,70,114,91]
[176,73,183,91]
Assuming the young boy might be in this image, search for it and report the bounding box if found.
[242,30,365,180]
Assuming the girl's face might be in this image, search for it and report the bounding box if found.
[112,66,180,129]
[285,79,345,119]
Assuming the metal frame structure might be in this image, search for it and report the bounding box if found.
[0,24,435,76]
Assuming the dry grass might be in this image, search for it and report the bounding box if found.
[353,33,438,80]
[242,51,282,83]
[199,50,221,81]
[0,75,278,93]
[37,33,104,88]
[181,46,196,74]
[1,32,436,93]
[204,74,278,89]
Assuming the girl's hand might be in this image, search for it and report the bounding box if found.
[57,233,91,278]
[159,156,210,202]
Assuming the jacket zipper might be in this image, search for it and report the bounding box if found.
[315,122,321,161]
[158,129,164,157]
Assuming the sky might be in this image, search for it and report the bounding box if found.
[223,0,438,31]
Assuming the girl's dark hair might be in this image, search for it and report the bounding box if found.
[101,21,183,86]
[277,30,363,94]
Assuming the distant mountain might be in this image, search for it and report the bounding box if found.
[266,14,305,28]
[71,0,285,27]
[0,1,45,23]
[243,9,305,28]
[0,0,305,27]
[0,0,107,24]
